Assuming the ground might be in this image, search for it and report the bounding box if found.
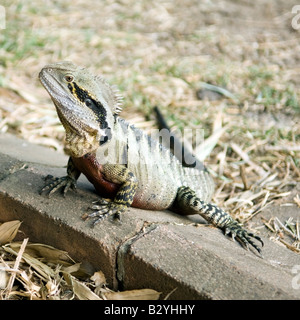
[0,0,299,253]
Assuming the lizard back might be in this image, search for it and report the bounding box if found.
[96,117,215,210]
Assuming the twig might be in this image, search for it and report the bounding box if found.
[4,238,29,299]
[264,145,300,152]
[278,238,300,253]
[231,143,267,177]
[261,217,276,233]
[289,157,300,178]
[240,164,249,190]
[275,218,299,241]
[163,287,177,300]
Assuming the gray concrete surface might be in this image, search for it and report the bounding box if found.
[0,132,299,299]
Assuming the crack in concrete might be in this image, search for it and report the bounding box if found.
[114,219,207,290]
[116,221,158,290]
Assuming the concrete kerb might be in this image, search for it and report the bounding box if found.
[0,133,300,299]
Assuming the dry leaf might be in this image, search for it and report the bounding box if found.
[0,220,21,245]
[17,270,41,296]
[90,271,106,287]
[8,242,73,264]
[196,126,227,161]
[104,289,161,300]
[62,263,82,275]
[46,280,60,296]
[3,245,56,280]
[63,273,102,300]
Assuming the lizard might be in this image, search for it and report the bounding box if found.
[39,61,263,254]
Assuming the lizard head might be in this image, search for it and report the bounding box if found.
[39,61,123,155]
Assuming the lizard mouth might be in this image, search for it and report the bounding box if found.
[39,68,72,104]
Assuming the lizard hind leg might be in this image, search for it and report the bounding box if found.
[174,186,264,255]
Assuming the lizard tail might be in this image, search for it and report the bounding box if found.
[153,106,204,169]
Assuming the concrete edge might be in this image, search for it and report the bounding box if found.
[0,133,300,299]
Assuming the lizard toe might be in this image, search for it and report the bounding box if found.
[88,201,128,226]
[41,176,77,197]
[224,221,263,256]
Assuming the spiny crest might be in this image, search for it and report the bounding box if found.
[111,84,124,115]
[95,75,123,115]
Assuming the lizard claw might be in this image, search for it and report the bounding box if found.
[87,200,127,226]
[40,175,77,197]
[224,220,264,256]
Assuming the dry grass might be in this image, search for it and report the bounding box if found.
[0,0,300,298]
[0,221,161,300]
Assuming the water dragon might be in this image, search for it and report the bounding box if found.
[39,61,263,254]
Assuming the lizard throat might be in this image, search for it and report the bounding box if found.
[62,118,112,157]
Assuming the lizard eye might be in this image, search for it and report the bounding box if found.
[64,75,74,82]
[85,98,93,107]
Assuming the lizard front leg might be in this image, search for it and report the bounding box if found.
[88,164,138,226]
[41,157,81,197]
[174,186,264,255]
